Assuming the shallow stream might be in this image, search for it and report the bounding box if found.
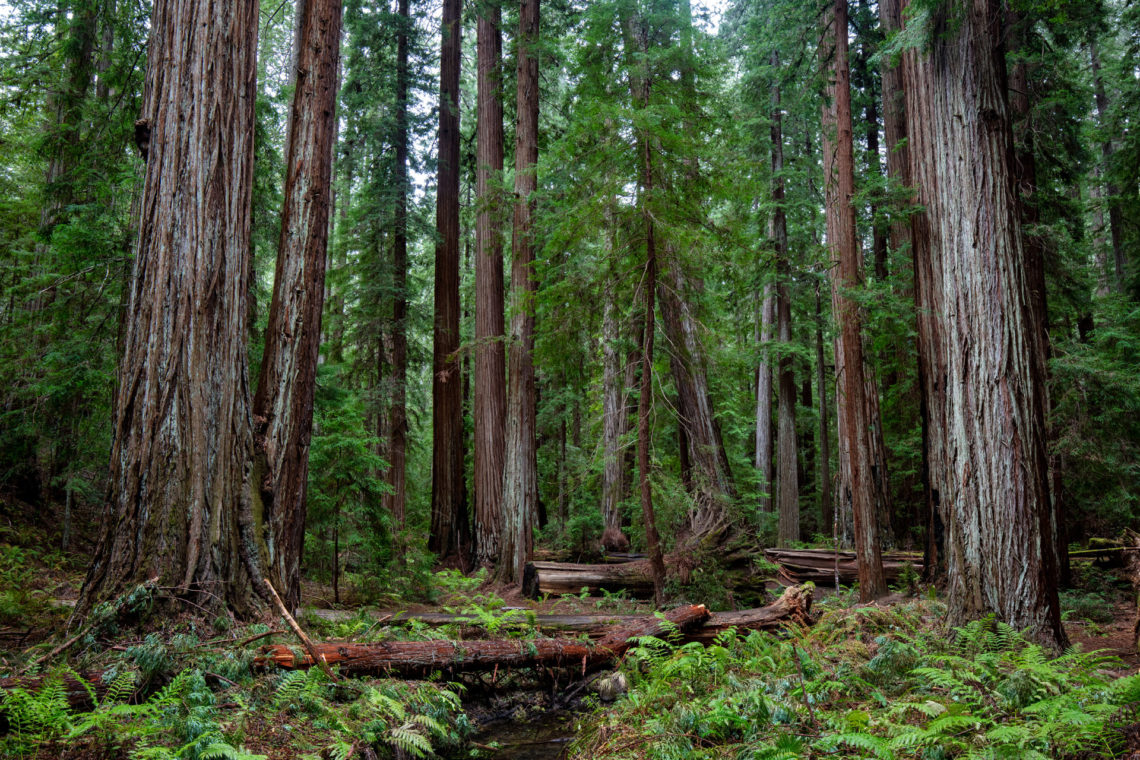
[473,707,579,759]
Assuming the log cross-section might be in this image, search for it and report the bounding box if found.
[256,604,709,677]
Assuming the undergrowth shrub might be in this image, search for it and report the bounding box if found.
[572,603,1140,760]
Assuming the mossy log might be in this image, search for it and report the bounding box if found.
[256,604,710,677]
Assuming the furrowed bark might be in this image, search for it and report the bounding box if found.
[253,0,342,611]
[474,0,507,568]
[500,0,540,584]
[902,0,1065,647]
[821,0,887,599]
[76,0,264,618]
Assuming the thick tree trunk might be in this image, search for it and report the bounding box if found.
[474,0,507,568]
[902,0,1065,647]
[821,0,887,599]
[253,0,342,612]
[384,0,410,546]
[76,0,264,617]
[430,0,469,563]
[771,60,799,546]
[755,285,775,513]
[500,0,540,585]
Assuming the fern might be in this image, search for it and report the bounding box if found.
[388,724,433,757]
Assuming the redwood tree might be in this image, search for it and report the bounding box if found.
[500,0,540,584]
[77,0,265,616]
[253,0,342,612]
[903,0,1065,646]
[430,0,469,563]
[474,0,507,568]
[821,0,887,599]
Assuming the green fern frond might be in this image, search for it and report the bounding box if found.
[388,724,433,757]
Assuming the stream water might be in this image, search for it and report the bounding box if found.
[475,709,578,759]
[471,705,582,759]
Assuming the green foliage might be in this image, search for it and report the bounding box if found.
[2,634,472,759]
[304,366,394,599]
[572,604,1139,759]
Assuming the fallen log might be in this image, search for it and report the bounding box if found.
[374,585,814,642]
[522,560,656,599]
[764,549,922,586]
[689,584,813,643]
[376,611,646,638]
[256,604,710,677]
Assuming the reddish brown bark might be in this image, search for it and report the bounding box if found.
[253,0,342,612]
[821,0,887,600]
[76,0,264,617]
[257,604,709,677]
[430,0,468,563]
[474,0,507,568]
[902,0,1065,647]
[500,0,541,584]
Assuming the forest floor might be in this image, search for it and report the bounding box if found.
[2,515,1140,759]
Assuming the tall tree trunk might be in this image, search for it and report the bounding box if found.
[821,0,887,599]
[499,0,540,585]
[384,0,410,547]
[430,0,468,563]
[626,9,666,607]
[253,0,342,611]
[755,285,775,514]
[903,0,1065,647]
[77,0,265,617]
[771,58,799,546]
[474,0,507,568]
